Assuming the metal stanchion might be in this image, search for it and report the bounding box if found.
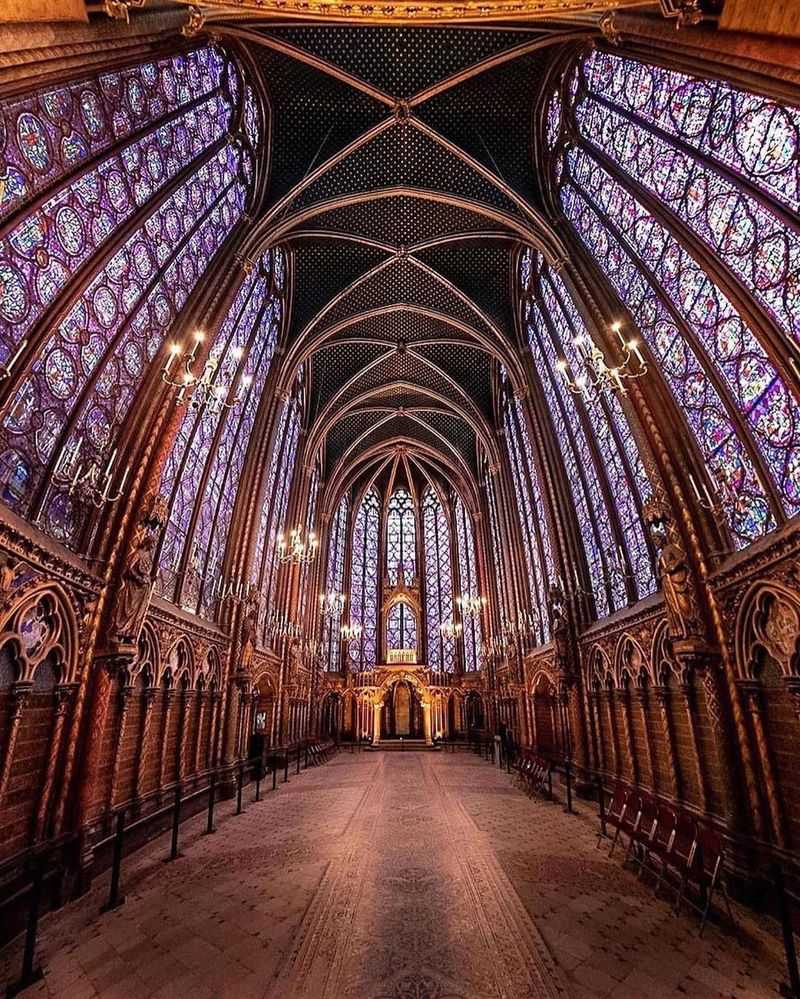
[304,742,309,769]
[102,810,126,911]
[255,765,262,802]
[272,756,278,791]
[205,771,217,834]
[296,744,301,775]
[7,851,46,997]
[167,785,182,861]
[283,751,289,783]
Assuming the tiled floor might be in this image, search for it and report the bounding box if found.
[0,751,788,998]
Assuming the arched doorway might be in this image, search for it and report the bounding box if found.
[464,690,484,734]
[320,691,342,740]
[381,679,424,739]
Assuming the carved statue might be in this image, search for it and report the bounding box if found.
[548,582,570,663]
[643,496,699,641]
[240,586,260,673]
[0,552,16,604]
[109,495,168,648]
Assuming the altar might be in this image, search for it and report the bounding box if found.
[370,663,433,745]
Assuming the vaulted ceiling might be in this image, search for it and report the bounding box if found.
[234,24,589,501]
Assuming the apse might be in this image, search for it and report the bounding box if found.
[0,4,799,997]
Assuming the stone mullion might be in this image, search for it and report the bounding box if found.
[681,680,709,813]
[133,688,158,806]
[740,682,786,847]
[634,687,657,792]
[0,684,31,811]
[33,685,76,842]
[653,686,681,801]
[107,683,134,813]
[617,688,638,785]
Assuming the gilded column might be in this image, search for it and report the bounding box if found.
[133,687,158,806]
[617,687,638,785]
[680,677,708,812]
[633,685,656,790]
[34,684,76,841]
[603,689,620,777]
[176,687,191,784]
[740,681,786,847]
[108,682,134,811]
[157,688,176,794]
[653,686,681,801]
[194,689,208,774]
[0,683,31,810]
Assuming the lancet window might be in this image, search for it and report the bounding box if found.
[349,487,380,671]
[454,495,482,673]
[322,494,348,672]
[0,46,258,546]
[549,49,800,549]
[423,487,455,672]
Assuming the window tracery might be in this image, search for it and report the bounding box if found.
[157,249,283,615]
[423,487,455,672]
[322,494,348,672]
[349,487,380,671]
[0,45,258,545]
[502,392,553,640]
[549,49,800,550]
[252,392,302,639]
[454,494,482,673]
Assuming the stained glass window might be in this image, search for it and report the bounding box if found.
[322,494,348,672]
[0,45,257,546]
[454,495,482,673]
[298,463,320,623]
[156,249,282,616]
[349,488,380,671]
[502,392,553,641]
[519,251,656,609]
[484,467,509,631]
[251,394,302,641]
[423,487,455,672]
[552,50,800,549]
[386,488,416,585]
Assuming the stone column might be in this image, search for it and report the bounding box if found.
[740,681,786,847]
[176,687,192,784]
[617,687,638,785]
[34,684,76,841]
[157,689,176,794]
[633,685,656,791]
[653,686,681,801]
[134,688,158,806]
[0,683,31,810]
[108,682,134,812]
[194,690,208,774]
[603,689,620,777]
[207,691,222,768]
[372,698,381,743]
[422,700,432,744]
[680,678,708,812]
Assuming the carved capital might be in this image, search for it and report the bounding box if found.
[10,681,32,718]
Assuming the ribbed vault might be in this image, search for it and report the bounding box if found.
[232,25,584,501]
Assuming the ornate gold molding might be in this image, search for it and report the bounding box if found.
[173,0,650,25]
